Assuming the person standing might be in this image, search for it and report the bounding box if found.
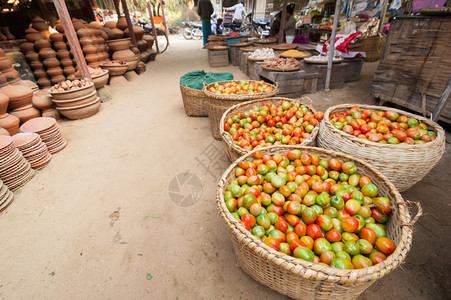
[211,18,224,35]
[225,0,246,28]
[197,0,214,48]
[284,4,297,44]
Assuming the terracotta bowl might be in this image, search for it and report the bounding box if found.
[35,39,51,50]
[32,92,53,110]
[60,58,73,68]
[106,38,131,52]
[49,33,64,42]
[56,97,101,120]
[52,90,97,107]
[104,21,117,29]
[91,70,109,89]
[53,42,67,51]
[19,42,35,53]
[56,50,70,60]
[50,81,95,100]
[112,49,136,62]
[99,61,128,76]
[0,85,33,109]
[43,59,60,69]
[124,26,145,40]
[111,28,124,39]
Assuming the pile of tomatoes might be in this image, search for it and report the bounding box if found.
[207,80,275,95]
[224,149,396,270]
[224,101,324,151]
[329,106,437,144]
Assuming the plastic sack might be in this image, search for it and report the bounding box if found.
[321,31,362,55]
[180,70,234,90]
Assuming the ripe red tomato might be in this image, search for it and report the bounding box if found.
[306,224,322,239]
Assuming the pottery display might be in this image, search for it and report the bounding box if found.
[116,17,127,30]
[13,132,52,170]
[0,85,33,110]
[89,21,103,29]
[106,38,131,51]
[0,135,35,191]
[124,26,145,40]
[111,28,124,39]
[56,97,101,120]
[49,33,64,43]
[10,104,41,124]
[52,90,98,107]
[25,28,43,43]
[0,128,9,136]
[20,117,67,154]
[50,79,95,100]
[100,60,128,76]
[104,21,117,29]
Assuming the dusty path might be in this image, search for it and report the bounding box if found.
[0,35,449,299]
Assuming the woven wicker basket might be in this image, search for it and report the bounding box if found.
[317,104,446,192]
[217,145,420,300]
[203,80,279,140]
[348,36,386,62]
[179,84,208,117]
[220,97,319,161]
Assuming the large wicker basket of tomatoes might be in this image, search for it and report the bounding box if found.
[202,80,278,139]
[220,97,323,161]
[217,145,421,300]
[317,104,446,192]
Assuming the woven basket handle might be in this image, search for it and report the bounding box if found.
[399,200,423,227]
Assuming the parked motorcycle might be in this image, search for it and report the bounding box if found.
[182,21,203,40]
[222,13,270,37]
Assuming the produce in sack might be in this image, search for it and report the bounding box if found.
[223,149,397,269]
[262,57,301,70]
[224,100,323,150]
[249,48,275,60]
[207,80,274,95]
[329,105,437,144]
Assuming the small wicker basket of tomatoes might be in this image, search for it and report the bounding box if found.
[220,97,324,161]
[217,145,421,299]
[202,80,278,139]
[317,104,446,192]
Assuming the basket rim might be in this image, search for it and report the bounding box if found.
[323,103,446,150]
[217,145,414,283]
[179,83,204,92]
[219,97,319,157]
[202,80,279,101]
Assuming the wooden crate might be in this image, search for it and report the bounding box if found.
[208,49,229,68]
[248,60,262,80]
[344,57,364,82]
[258,68,305,98]
[239,51,251,75]
[371,16,451,123]
[303,62,346,90]
[229,46,240,66]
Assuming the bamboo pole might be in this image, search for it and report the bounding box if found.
[147,1,160,53]
[121,0,137,47]
[53,0,91,79]
[159,0,170,45]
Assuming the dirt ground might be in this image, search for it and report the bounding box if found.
[0,35,449,300]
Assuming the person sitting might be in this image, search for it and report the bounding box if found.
[284,4,296,44]
[211,18,224,35]
[224,0,246,28]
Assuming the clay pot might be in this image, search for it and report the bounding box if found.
[35,39,51,50]
[125,58,138,70]
[53,42,67,51]
[79,37,93,47]
[100,27,114,40]
[39,48,57,60]
[0,72,7,87]
[0,57,12,71]
[26,52,40,62]
[137,40,148,52]
[26,32,43,43]
[106,38,131,51]
[85,54,98,64]
[100,61,128,76]
[50,76,66,85]
[83,45,97,55]
[56,50,70,60]
[91,70,109,89]
[3,68,19,82]
[49,33,64,42]
[30,61,44,71]
[63,66,75,76]
[10,104,41,124]
[0,85,33,109]
[104,21,117,29]
[32,92,53,111]
[33,69,47,79]
[43,58,60,69]
[112,49,136,62]
[60,58,73,68]
[0,93,9,115]
[57,97,100,120]
[55,21,64,33]
[37,78,51,88]
[124,26,145,40]
[73,21,85,31]
[32,21,48,32]
[46,67,63,77]
[40,31,51,39]
[1,27,15,40]
[89,21,103,29]
[0,113,20,135]
[111,28,124,39]
[52,90,97,107]
[0,127,10,136]
[97,45,107,52]
[116,17,127,30]
[20,42,35,53]
[131,47,140,55]
[50,81,95,100]
[99,30,109,41]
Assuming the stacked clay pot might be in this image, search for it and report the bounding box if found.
[94,29,110,64]
[78,28,100,68]
[20,41,50,88]
[25,27,43,43]
[0,49,20,84]
[50,79,100,120]
[37,39,64,85]
[32,90,60,119]
[31,17,51,39]
[0,93,20,135]
[0,85,40,125]
[107,38,138,71]
[50,33,76,81]
[75,66,109,90]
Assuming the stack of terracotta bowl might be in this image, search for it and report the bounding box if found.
[31,16,51,39]
[1,85,40,125]
[107,38,138,74]
[93,29,110,64]
[78,28,100,68]
[0,179,14,213]
[32,90,59,119]
[13,132,52,170]
[50,79,101,119]
[99,60,128,85]
[0,135,35,191]
[0,49,20,84]
[25,27,43,43]
[20,117,67,154]
[38,39,65,85]
[0,92,19,135]
[14,80,39,91]
[49,33,76,81]
[20,41,50,88]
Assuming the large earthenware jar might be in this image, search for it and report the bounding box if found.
[116,17,127,30]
